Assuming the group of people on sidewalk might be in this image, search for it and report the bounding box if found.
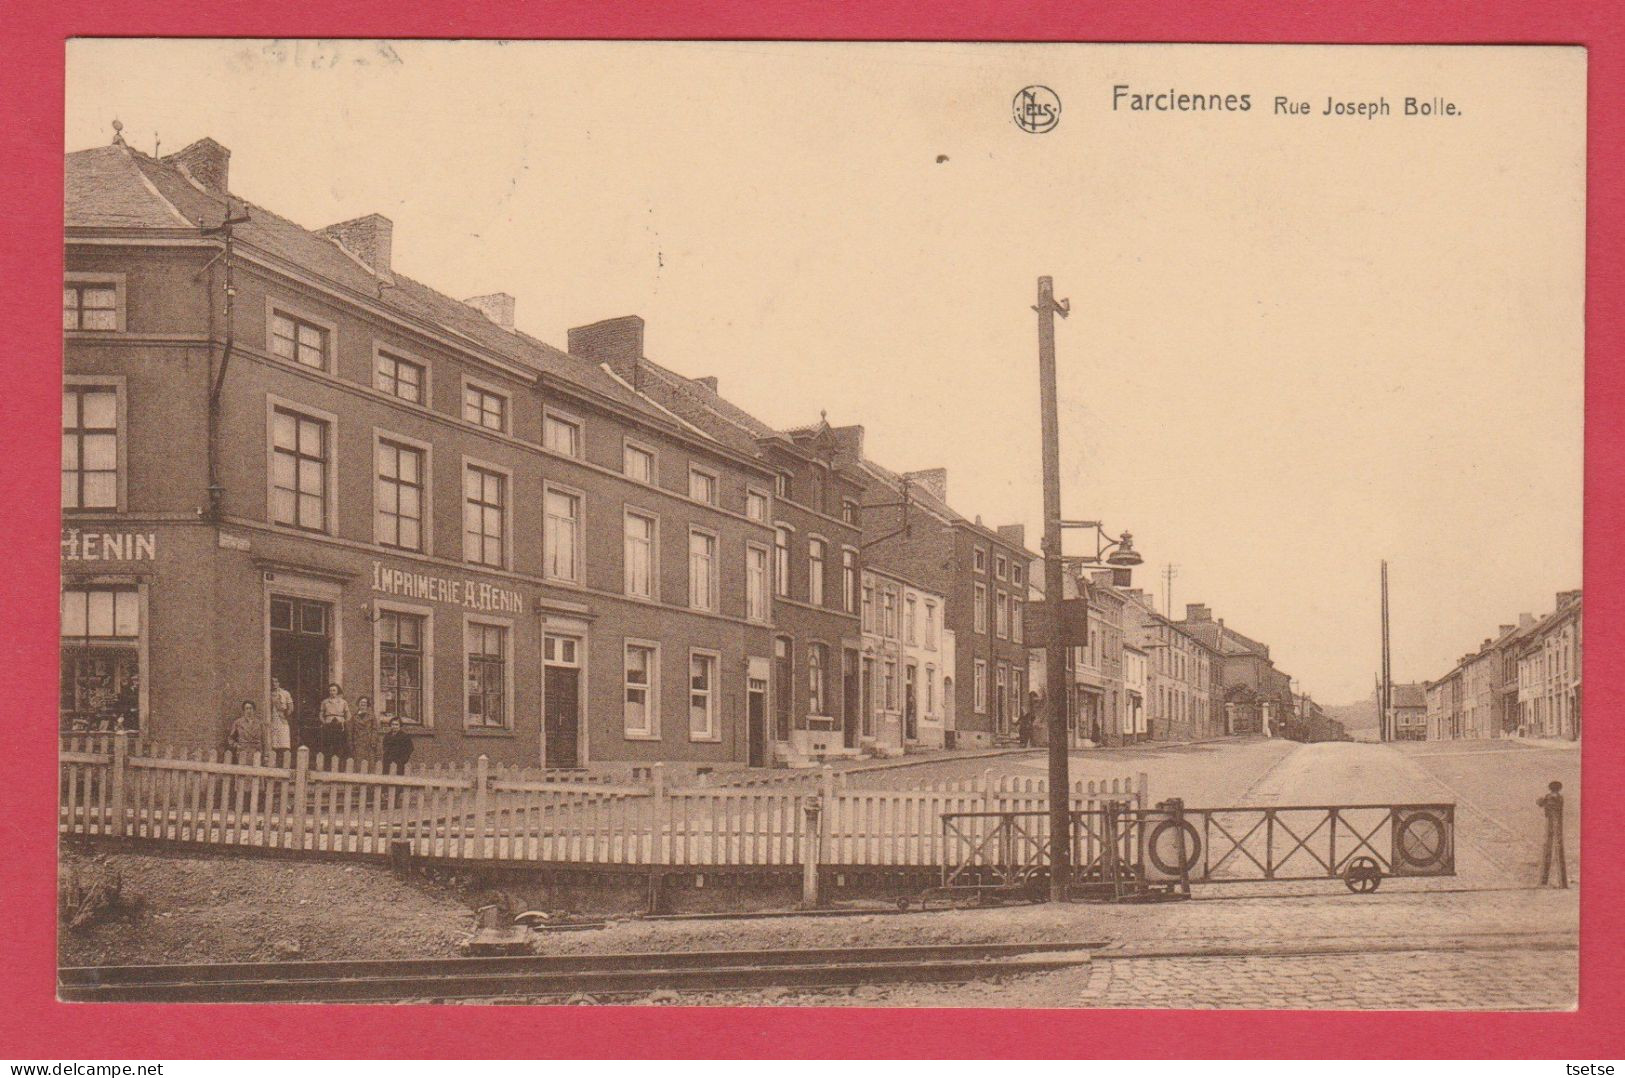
[225,677,415,773]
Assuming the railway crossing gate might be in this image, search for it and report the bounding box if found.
[915,799,1456,906]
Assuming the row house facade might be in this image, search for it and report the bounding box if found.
[1120,588,1219,742]
[1389,683,1429,741]
[565,321,868,766]
[859,566,955,753]
[1460,640,1504,740]
[1077,571,1127,746]
[852,463,1034,749]
[1517,591,1582,740]
[62,136,803,769]
[1420,589,1580,742]
[1425,671,1464,741]
[1176,604,1295,737]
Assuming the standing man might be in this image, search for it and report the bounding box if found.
[1019,691,1040,747]
[269,677,294,764]
[1538,781,1568,888]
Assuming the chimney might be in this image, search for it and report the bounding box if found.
[1519,612,1536,628]
[568,315,645,384]
[695,376,719,393]
[827,424,866,464]
[1557,589,1582,608]
[903,468,948,502]
[1185,603,1212,622]
[997,524,1026,549]
[1499,624,1515,636]
[323,214,394,280]
[464,293,516,329]
[162,137,230,195]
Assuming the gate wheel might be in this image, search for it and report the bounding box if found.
[1343,855,1383,894]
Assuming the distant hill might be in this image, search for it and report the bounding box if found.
[1320,693,1380,741]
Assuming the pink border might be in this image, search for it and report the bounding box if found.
[2,2,1620,1059]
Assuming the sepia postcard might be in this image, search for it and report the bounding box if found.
[54,39,1583,1015]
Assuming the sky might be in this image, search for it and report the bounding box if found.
[65,41,1585,704]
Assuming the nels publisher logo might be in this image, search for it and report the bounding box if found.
[1013,85,1061,133]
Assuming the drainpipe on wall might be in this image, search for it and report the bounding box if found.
[202,205,250,521]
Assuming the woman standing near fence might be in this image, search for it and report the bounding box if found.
[351,695,380,763]
[318,683,351,766]
[226,701,263,760]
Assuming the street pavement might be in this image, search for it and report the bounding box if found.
[652,735,1580,1008]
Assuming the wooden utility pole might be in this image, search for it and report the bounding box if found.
[1380,560,1392,742]
[1036,275,1073,903]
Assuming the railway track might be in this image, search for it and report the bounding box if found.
[59,940,1105,1003]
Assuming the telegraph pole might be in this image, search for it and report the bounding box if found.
[1162,564,1179,619]
[1380,561,1392,742]
[1036,275,1073,903]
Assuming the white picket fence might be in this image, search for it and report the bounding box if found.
[59,736,1148,869]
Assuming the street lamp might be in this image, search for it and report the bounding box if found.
[1034,275,1144,903]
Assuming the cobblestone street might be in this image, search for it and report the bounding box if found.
[1076,946,1575,1011]
[626,736,1582,1009]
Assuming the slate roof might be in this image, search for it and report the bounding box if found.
[1176,618,1264,656]
[630,359,781,458]
[65,145,195,229]
[66,141,692,431]
[1391,683,1427,709]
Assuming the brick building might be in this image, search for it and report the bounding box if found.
[1388,682,1428,741]
[858,565,952,754]
[1176,604,1294,737]
[562,325,867,766]
[1418,590,1579,742]
[1425,670,1463,741]
[852,462,1034,748]
[1120,589,1220,742]
[1517,590,1582,740]
[62,136,787,768]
